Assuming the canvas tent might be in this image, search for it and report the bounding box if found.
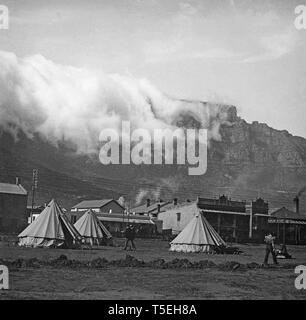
[18,199,81,248]
[74,209,112,245]
[170,211,226,253]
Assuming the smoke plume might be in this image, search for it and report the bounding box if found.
[135,189,149,206]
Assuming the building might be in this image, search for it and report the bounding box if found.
[157,201,198,234]
[97,212,157,237]
[69,199,125,223]
[0,178,28,234]
[131,199,183,233]
[268,207,306,245]
[26,205,46,223]
[198,195,269,242]
[69,199,159,237]
[26,203,68,224]
[156,195,270,243]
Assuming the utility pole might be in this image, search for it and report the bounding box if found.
[127,199,131,224]
[246,202,253,239]
[30,169,38,223]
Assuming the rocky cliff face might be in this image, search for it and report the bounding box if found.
[206,111,306,210]
[221,117,306,167]
[1,104,306,211]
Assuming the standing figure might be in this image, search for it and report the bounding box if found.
[263,232,278,266]
[124,224,136,250]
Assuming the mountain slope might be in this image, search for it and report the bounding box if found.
[1,104,306,211]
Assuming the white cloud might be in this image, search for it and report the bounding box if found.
[0,50,231,153]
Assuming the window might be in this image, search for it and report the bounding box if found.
[176,212,181,222]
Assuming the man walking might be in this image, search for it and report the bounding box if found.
[263,232,278,266]
[124,224,136,250]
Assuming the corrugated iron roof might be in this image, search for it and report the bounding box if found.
[270,207,306,221]
[97,213,155,224]
[201,208,270,217]
[0,182,27,195]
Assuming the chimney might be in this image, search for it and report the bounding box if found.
[15,177,20,185]
[173,198,178,205]
[146,199,151,207]
[157,204,161,213]
[294,196,300,214]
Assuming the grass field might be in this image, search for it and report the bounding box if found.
[0,238,306,300]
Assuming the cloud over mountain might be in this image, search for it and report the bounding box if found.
[0,51,232,154]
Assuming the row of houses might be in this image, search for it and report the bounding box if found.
[68,199,158,237]
[1,177,306,244]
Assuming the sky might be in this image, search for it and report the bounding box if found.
[1,0,306,137]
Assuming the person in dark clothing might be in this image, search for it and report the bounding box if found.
[263,232,278,265]
[124,225,136,250]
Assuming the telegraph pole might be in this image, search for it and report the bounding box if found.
[30,169,38,223]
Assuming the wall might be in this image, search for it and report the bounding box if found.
[157,203,197,234]
[0,193,28,234]
[269,222,306,245]
[157,202,270,243]
[100,201,125,214]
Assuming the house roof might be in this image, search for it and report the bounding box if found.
[0,182,27,196]
[270,207,306,221]
[72,199,124,210]
[155,200,270,217]
[97,213,155,225]
[161,201,196,211]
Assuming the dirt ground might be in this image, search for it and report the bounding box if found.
[0,238,306,300]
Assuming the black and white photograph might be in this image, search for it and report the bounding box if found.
[0,0,306,306]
